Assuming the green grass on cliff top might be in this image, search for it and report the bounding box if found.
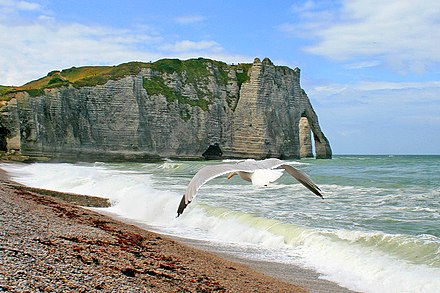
[0,85,11,94]
[0,58,253,100]
[141,59,234,112]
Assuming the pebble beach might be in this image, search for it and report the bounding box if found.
[0,167,307,292]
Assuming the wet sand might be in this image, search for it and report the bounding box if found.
[0,166,354,292]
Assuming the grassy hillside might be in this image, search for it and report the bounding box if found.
[0,85,12,95]
[0,58,252,101]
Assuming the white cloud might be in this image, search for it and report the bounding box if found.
[0,0,41,11]
[15,0,40,10]
[311,84,348,96]
[346,60,381,69]
[355,81,440,91]
[310,80,440,100]
[290,1,317,13]
[0,20,166,85]
[161,40,222,53]
[174,15,205,25]
[0,0,46,24]
[284,0,440,73]
[0,2,253,85]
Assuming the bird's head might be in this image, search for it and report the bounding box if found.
[227,172,237,180]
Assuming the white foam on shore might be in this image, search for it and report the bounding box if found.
[3,162,440,293]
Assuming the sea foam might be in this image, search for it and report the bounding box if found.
[2,161,440,293]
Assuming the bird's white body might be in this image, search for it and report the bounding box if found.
[236,169,284,185]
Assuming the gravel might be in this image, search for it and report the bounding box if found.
[0,168,306,292]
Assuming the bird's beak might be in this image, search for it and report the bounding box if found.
[227,172,236,180]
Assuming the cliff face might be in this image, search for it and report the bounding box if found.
[0,57,332,161]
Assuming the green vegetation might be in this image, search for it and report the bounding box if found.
[179,107,192,122]
[0,85,11,96]
[150,59,184,74]
[0,63,147,97]
[60,66,112,81]
[48,77,65,85]
[26,89,45,97]
[149,58,230,86]
[1,58,252,111]
[143,76,177,101]
[0,85,13,101]
[143,76,210,112]
[47,77,69,87]
[65,63,149,88]
[142,58,237,113]
[232,63,252,88]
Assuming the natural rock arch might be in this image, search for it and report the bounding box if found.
[0,57,332,161]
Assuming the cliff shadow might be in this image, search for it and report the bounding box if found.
[0,125,9,152]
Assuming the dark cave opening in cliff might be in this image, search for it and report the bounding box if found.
[202,143,223,160]
[0,126,8,152]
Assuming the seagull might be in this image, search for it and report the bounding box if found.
[177,158,322,217]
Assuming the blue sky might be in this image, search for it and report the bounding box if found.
[1,0,439,155]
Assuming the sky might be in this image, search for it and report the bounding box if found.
[1,0,439,155]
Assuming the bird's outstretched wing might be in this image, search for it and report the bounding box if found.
[177,164,245,217]
[280,164,322,198]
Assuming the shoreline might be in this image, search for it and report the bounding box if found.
[0,165,353,292]
[100,210,355,293]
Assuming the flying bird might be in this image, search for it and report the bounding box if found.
[177,158,322,217]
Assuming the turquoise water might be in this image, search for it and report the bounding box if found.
[306,156,440,237]
[3,156,440,292]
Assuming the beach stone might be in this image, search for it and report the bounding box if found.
[0,170,309,292]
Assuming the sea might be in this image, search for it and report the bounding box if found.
[2,155,439,293]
